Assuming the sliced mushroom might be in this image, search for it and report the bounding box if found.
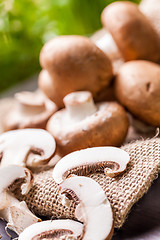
[53,147,130,184]
[47,91,129,156]
[2,90,57,132]
[0,129,56,168]
[19,219,83,240]
[0,165,41,234]
[60,176,114,240]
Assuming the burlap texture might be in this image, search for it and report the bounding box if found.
[14,138,160,228]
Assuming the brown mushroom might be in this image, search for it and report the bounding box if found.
[39,35,113,108]
[140,0,160,40]
[115,60,160,126]
[2,90,57,131]
[47,91,129,156]
[101,1,160,62]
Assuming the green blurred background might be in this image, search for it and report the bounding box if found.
[0,0,140,93]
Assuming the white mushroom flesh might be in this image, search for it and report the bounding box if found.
[60,176,113,240]
[0,165,41,234]
[0,165,32,209]
[53,147,130,184]
[18,219,83,240]
[0,129,56,167]
[95,32,121,60]
[0,196,41,235]
[63,91,97,123]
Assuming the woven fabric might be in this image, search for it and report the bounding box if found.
[14,138,160,228]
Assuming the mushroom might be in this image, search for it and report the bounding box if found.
[115,60,160,126]
[101,1,160,62]
[52,147,130,184]
[91,28,124,75]
[47,91,129,156]
[2,90,57,132]
[0,165,41,234]
[59,176,114,240]
[38,35,113,108]
[19,219,83,240]
[139,0,160,40]
[0,128,56,168]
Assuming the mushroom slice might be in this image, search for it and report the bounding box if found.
[19,219,83,240]
[0,128,56,168]
[0,165,41,234]
[53,147,130,184]
[60,176,114,240]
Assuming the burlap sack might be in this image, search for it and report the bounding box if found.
[14,138,160,229]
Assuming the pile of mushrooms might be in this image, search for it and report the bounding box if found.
[1,0,160,238]
[18,146,129,239]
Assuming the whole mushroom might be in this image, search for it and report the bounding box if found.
[39,35,113,108]
[2,90,57,132]
[140,0,160,40]
[0,165,41,234]
[0,128,56,169]
[115,60,160,126]
[47,91,129,156]
[101,1,160,62]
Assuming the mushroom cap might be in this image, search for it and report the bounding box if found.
[0,128,56,168]
[140,0,160,39]
[115,60,160,126]
[60,176,114,240]
[19,219,83,240]
[2,90,57,131]
[53,146,130,184]
[39,35,113,107]
[47,101,129,156]
[101,1,160,62]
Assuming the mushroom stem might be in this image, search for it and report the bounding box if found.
[0,165,41,234]
[63,91,97,123]
[15,92,46,115]
[0,194,41,235]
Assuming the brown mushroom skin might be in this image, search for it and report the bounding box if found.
[140,0,160,40]
[39,35,113,108]
[101,1,160,62]
[47,102,129,156]
[115,60,160,127]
